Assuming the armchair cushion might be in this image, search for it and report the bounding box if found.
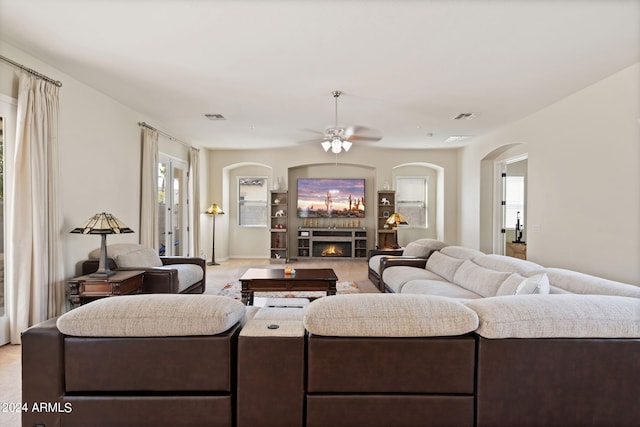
[156,264,204,292]
[57,294,245,337]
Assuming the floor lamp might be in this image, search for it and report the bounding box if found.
[206,204,224,266]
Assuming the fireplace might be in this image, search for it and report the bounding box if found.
[313,242,352,258]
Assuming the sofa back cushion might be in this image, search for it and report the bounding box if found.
[530,268,640,298]
[115,247,163,268]
[304,294,479,337]
[403,241,432,257]
[473,254,543,275]
[57,294,246,337]
[466,294,640,338]
[89,243,163,268]
[426,251,466,282]
[439,245,484,260]
[453,260,512,297]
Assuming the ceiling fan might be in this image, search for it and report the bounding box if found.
[304,91,382,154]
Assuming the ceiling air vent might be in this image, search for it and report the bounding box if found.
[453,113,477,120]
[444,135,473,143]
[204,113,226,120]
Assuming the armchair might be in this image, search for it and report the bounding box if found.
[82,244,205,294]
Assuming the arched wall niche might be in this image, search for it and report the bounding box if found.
[219,162,273,259]
[391,162,445,243]
[287,162,376,253]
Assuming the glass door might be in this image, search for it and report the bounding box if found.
[158,154,189,256]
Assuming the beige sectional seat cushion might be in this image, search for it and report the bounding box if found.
[382,266,444,293]
[401,279,483,300]
[531,268,640,298]
[453,260,512,297]
[466,294,640,338]
[304,294,479,337]
[156,264,204,291]
[57,294,245,337]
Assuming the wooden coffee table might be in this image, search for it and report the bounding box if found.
[239,268,338,305]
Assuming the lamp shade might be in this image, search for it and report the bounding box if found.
[385,212,408,228]
[205,204,225,215]
[70,213,134,277]
[70,212,134,235]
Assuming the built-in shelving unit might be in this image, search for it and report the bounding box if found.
[269,190,288,263]
[297,228,367,259]
[376,190,397,248]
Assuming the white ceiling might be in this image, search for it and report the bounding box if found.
[1,0,638,150]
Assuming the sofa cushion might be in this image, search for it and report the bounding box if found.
[426,251,466,283]
[57,294,245,337]
[439,246,484,260]
[401,279,483,300]
[88,243,145,260]
[115,247,163,268]
[529,268,640,298]
[303,294,479,337]
[403,239,448,257]
[473,254,543,275]
[466,294,640,338]
[515,273,550,295]
[156,264,204,291]
[453,260,512,297]
[382,266,444,293]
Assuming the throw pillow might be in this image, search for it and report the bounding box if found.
[515,273,550,295]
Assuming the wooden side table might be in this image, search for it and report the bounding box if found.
[67,270,145,309]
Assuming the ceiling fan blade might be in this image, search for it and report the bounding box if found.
[347,135,382,142]
[299,128,326,135]
[344,125,383,142]
[296,137,328,145]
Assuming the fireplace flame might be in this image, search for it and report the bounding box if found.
[321,245,344,257]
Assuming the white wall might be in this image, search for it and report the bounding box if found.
[460,63,640,284]
[0,44,180,279]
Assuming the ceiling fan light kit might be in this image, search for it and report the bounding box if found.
[315,90,380,154]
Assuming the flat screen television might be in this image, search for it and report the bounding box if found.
[297,178,365,218]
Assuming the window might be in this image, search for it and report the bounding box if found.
[158,154,189,256]
[238,177,268,227]
[505,176,525,228]
[396,177,428,227]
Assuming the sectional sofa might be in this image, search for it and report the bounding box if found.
[22,247,640,427]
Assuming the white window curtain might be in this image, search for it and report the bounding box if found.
[188,147,200,257]
[6,72,64,343]
[140,127,159,249]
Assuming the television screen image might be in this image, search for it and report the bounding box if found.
[297,178,365,218]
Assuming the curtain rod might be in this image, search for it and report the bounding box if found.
[138,122,199,152]
[0,54,63,87]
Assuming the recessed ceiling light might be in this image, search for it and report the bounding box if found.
[453,113,477,120]
[444,135,473,143]
[204,113,226,120]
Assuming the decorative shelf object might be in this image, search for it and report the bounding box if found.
[376,190,397,248]
[269,190,288,263]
